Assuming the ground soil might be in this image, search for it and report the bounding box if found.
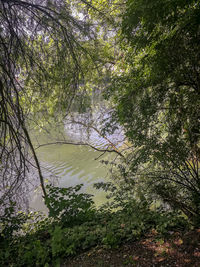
[63,229,200,267]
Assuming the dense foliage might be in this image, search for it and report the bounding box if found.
[0,0,199,265]
[106,0,200,222]
[115,0,200,157]
[0,184,188,266]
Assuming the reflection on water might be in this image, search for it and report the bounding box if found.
[64,111,124,149]
[38,144,110,188]
[30,121,116,212]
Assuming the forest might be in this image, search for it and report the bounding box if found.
[0,0,200,266]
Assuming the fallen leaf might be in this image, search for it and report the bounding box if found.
[174,239,183,245]
[157,257,165,262]
[184,259,191,263]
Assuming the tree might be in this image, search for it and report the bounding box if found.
[107,0,200,220]
[0,0,101,211]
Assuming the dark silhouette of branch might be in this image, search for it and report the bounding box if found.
[0,0,99,211]
[35,141,124,158]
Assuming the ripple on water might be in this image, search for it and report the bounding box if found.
[31,114,120,211]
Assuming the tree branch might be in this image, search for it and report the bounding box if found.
[35,140,124,157]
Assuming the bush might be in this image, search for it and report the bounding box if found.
[0,183,190,266]
[45,184,96,226]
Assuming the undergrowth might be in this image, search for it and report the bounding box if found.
[0,183,190,267]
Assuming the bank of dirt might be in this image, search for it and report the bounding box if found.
[64,229,200,267]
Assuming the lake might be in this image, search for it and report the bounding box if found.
[30,113,123,212]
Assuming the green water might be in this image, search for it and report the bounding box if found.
[30,124,112,212]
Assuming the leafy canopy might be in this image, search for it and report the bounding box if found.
[109,0,200,164]
[105,0,200,219]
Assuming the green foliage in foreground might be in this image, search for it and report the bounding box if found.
[0,184,189,267]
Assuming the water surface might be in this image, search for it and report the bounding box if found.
[30,121,116,212]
